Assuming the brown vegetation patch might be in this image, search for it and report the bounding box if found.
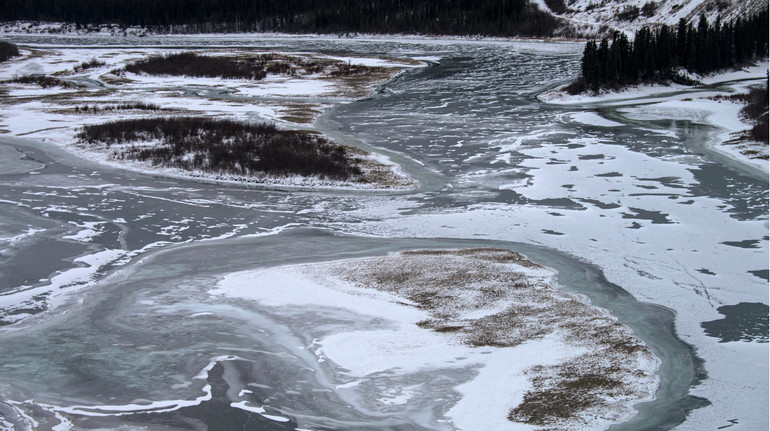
[510,369,623,425]
[121,52,269,80]
[325,248,658,429]
[73,58,105,72]
[350,154,415,188]
[279,104,323,124]
[111,50,401,101]
[329,66,399,98]
[76,117,413,188]
[116,51,398,91]
[402,247,543,267]
[8,75,83,89]
[714,85,769,152]
[78,117,365,181]
[509,350,641,429]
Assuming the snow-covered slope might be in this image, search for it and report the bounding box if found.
[538,0,769,37]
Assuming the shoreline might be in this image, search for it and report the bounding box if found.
[537,62,769,177]
[68,139,418,192]
[0,218,706,431]
[211,246,661,431]
[0,21,588,44]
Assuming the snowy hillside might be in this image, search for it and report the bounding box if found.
[537,0,769,37]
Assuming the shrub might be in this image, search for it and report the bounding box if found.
[74,103,162,113]
[741,86,769,144]
[124,52,267,80]
[641,1,657,17]
[78,118,364,180]
[565,77,586,95]
[74,58,106,72]
[617,5,640,21]
[0,41,20,62]
[10,75,80,88]
[749,122,768,143]
[740,87,768,121]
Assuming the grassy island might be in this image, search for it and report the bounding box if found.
[216,248,659,430]
[78,118,367,181]
[118,51,387,82]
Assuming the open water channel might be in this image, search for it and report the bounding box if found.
[0,35,767,430]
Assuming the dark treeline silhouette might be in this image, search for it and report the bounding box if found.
[0,41,19,62]
[0,0,559,36]
[572,12,769,92]
[78,118,364,180]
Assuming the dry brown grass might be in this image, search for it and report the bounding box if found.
[326,248,657,430]
[278,104,323,124]
[509,348,644,429]
[352,155,416,189]
[329,67,398,98]
[403,247,543,267]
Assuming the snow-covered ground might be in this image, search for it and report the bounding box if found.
[534,0,770,37]
[0,45,421,190]
[305,44,767,430]
[540,61,769,175]
[0,35,766,431]
[211,249,659,431]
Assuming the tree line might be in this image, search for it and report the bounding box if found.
[0,0,559,36]
[573,11,769,92]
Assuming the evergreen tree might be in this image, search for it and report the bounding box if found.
[581,40,598,86]
[677,18,688,67]
[695,15,709,73]
[577,11,769,91]
[655,25,674,72]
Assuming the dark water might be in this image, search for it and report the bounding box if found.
[701,303,769,343]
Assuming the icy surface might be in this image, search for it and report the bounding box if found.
[212,250,658,431]
[0,45,419,190]
[0,34,766,431]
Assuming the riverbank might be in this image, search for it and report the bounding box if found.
[538,61,769,176]
[212,247,660,431]
[0,44,420,190]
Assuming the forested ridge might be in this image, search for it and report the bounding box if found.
[0,0,559,36]
[573,12,769,92]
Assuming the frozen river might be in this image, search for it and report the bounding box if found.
[0,35,767,430]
